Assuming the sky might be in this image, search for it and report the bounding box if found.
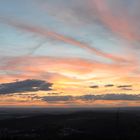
[0,0,140,107]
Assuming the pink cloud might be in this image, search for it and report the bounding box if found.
[0,56,137,83]
[0,17,130,63]
[92,0,140,42]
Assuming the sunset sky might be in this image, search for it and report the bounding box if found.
[0,0,140,107]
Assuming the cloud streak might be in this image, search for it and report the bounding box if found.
[92,0,140,42]
[0,56,136,80]
[0,17,129,63]
[90,85,99,88]
[117,85,132,88]
[42,94,140,103]
[104,84,114,87]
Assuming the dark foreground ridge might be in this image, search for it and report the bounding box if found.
[0,107,140,140]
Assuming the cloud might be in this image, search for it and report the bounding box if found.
[104,84,114,87]
[117,84,133,91]
[90,85,99,88]
[95,94,139,101]
[0,56,136,83]
[40,0,140,42]
[41,94,140,103]
[48,93,60,95]
[42,95,73,102]
[0,17,129,63]
[117,85,132,88]
[79,94,140,101]
[92,0,140,42]
[121,88,132,91]
[0,79,52,94]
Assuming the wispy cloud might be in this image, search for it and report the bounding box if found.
[92,0,140,42]
[0,56,137,80]
[0,17,130,63]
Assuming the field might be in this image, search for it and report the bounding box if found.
[0,108,140,140]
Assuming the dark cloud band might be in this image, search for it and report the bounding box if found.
[42,94,140,103]
[0,79,52,94]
